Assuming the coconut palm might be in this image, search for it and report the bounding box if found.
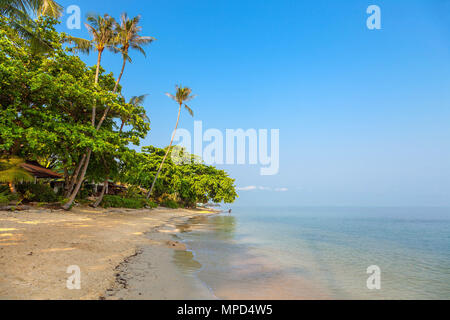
[96,13,154,130]
[0,0,62,19]
[0,157,33,193]
[147,86,195,199]
[0,0,63,53]
[113,13,155,91]
[62,14,117,210]
[84,14,117,92]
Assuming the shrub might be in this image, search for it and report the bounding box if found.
[161,198,179,209]
[0,185,10,194]
[76,187,91,200]
[146,200,158,209]
[0,193,9,205]
[101,195,157,209]
[16,183,58,203]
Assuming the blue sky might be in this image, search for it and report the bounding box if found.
[56,0,450,206]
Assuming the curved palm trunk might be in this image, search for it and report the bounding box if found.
[147,103,182,199]
[96,55,127,130]
[92,49,103,126]
[92,56,128,207]
[65,154,86,197]
[114,56,127,92]
[63,48,112,210]
[63,148,92,210]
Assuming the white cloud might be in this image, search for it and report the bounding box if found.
[237,186,289,192]
[237,186,258,191]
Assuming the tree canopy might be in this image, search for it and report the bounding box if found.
[0,14,237,208]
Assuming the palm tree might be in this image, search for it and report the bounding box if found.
[0,0,63,53]
[96,13,154,130]
[0,157,34,193]
[0,0,62,19]
[114,13,155,91]
[147,86,195,199]
[62,14,117,210]
[84,14,117,98]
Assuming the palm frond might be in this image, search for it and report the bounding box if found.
[165,93,177,102]
[167,86,196,116]
[184,104,194,117]
[9,18,53,53]
[130,94,148,106]
[63,35,92,54]
[37,0,62,18]
[0,157,33,183]
[114,12,155,61]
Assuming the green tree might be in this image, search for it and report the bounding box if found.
[62,13,118,210]
[0,17,135,204]
[147,86,195,199]
[92,94,151,208]
[122,146,237,206]
[91,13,154,207]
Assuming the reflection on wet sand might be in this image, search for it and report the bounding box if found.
[176,215,237,239]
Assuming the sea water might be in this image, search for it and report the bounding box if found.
[173,207,450,300]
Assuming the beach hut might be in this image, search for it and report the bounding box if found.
[20,161,62,180]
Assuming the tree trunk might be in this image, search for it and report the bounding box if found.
[65,154,86,197]
[63,148,92,210]
[63,47,104,209]
[93,177,108,208]
[114,56,127,92]
[63,167,69,194]
[147,103,182,199]
[97,56,127,131]
[91,56,128,206]
[119,120,125,132]
[92,49,103,127]
[64,51,127,210]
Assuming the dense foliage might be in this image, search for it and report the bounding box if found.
[120,147,238,207]
[16,183,59,203]
[101,195,157,209]
[0,11,237,209]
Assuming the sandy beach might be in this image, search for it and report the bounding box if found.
[0,206,216,300]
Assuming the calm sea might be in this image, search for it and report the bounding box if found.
[173,207,450,300]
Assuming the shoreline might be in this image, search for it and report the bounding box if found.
[0,206,218,300]
[103,213,218,300]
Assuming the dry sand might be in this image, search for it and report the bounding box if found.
[0,206,216,300]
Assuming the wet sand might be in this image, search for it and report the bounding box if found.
[104,231,215,300]
[0,206,216,300]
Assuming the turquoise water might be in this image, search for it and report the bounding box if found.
[174,207,450,300]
